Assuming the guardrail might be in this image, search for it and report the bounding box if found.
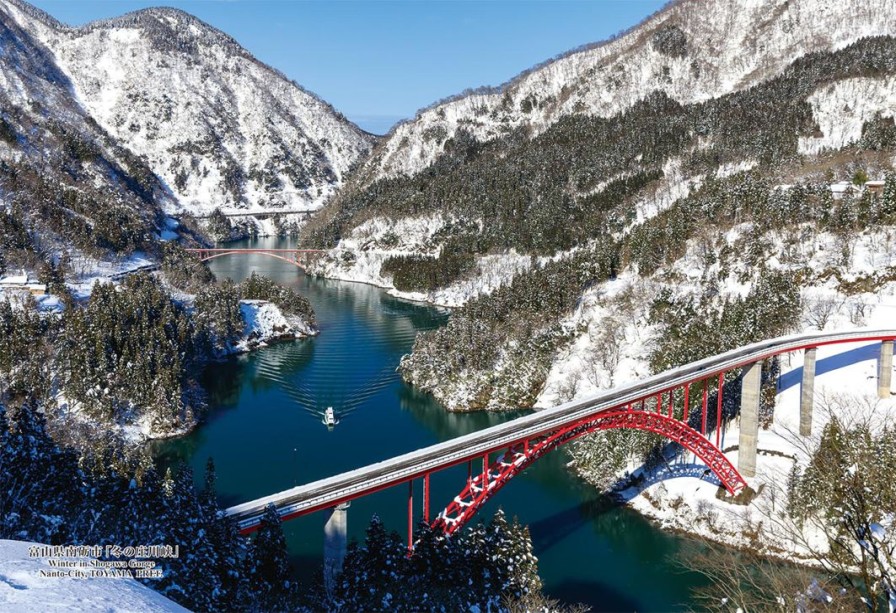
[225,328,896,531]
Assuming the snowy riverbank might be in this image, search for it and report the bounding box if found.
[612,342,895,562]
[307,214,538,308]
[51,297,317,444]
[3,255,318,444]
[234,299,317,353]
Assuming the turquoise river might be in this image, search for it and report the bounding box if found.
[154,236,713,611]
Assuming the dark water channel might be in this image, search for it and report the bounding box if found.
[154,237,712,611]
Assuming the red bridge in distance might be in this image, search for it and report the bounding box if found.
[185,248,327,269]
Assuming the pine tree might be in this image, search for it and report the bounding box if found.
[881,172,896,221]
[156,463,219,611]
[203,503,248,610]
[202,457,217,510]
[250,504,294,607]
[492,510,542,601]
[162,467,174,499]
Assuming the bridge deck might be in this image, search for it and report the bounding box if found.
[192,209,318,219]
[225,329,896,532]
[187,249,326,253]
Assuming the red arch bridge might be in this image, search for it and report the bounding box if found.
[185,248,326,268]
[225,329,895,548]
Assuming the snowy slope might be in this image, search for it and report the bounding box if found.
[533,222,896,556]
[625,340,896,559]
[799,75,896,155]
[357,0,896,183]
[2,0,375,216]
[0,540,188,612]
[0,1,172,258]
[235,299,316,352]
[315,0,896,305]
[538,223,896,408]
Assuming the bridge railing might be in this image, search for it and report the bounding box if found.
[185,248,327,268]
[225,328,896,532]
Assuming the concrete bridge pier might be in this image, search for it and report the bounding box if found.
[880,340,893,398]
[323,502,350,595]
[800,348,817,437]
[877,341,893,398]
[738,360,762,477]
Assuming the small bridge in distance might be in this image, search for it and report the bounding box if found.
[192,209,318,220]
[185,248,327,269]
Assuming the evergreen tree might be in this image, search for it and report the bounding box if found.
[195,281,243,354]
[202,457,217,509]
[881,172,896,221]
[250,504,295,610]
[334,510,546,611]
[490,509,541,599]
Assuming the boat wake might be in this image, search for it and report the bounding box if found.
[251,347,399,427]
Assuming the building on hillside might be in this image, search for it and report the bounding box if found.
[829,181,859,200]
[0,269,46,295]
[864,180,886,196]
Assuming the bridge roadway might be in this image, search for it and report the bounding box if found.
[189,248,325,256]
[225,328,896,532]
[192,209,318,219]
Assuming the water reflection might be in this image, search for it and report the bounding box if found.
[151,236,710,612]
[397,384,524,439]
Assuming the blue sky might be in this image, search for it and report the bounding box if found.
[28,0,666,134]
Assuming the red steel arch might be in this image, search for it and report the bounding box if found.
[186,248,325,268]
[225,331,895,541]
[198,250,301,267]
[434,409,746,535]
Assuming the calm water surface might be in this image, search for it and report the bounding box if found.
[154,236,710,611]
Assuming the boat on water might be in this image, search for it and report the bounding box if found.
[323,406,337,428]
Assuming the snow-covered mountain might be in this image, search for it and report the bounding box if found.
[311,0,896,294]
[0,2,170,259]
[301,0,896,416]
[2,0,375,216]
[356,0,895,184]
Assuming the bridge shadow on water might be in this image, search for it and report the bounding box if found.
[526,501,648,611]
[526,469,702,612]
[527,497,607,554]
[527,462,720,556]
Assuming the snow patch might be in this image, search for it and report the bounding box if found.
[234,299,315,353]
[0,540,187,612]
[799,76,896,155]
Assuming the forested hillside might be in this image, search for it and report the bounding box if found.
[308,33,896,412]
[302,2,896,502]
[334,0,896,186]
[312,34,896,253]
[0,4,171,273]
[0,266,316,443]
